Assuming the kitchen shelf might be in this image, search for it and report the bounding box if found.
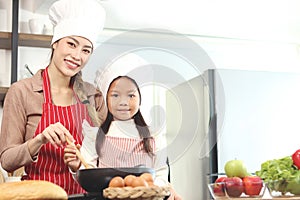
[19,33,52,47]
[0,87,9,103]
[0,31,52,49]
[0,30,52,102]
[0,32,11,49]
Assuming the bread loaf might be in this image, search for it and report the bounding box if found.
[0,170,4,183]
[0,180,68,200]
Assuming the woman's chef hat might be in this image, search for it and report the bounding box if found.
[49,0,106,47]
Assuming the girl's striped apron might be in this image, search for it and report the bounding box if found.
[25,67,92,195]
[98,136,156,168]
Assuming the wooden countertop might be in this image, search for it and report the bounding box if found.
[213,191,300,199]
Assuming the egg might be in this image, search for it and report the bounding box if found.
[131,177,149,187]
[140,173,154,183]
[124,175,136,187]
[108,176,125,187]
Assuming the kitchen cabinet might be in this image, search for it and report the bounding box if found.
[0,0,52,103]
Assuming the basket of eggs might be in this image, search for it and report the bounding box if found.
[76,167,170,200]
[103,173,170,200]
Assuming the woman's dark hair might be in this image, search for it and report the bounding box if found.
[96,76,154,157]
[49,47,101,126]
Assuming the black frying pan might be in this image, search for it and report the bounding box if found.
[76,167,155,194]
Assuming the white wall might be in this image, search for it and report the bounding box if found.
[215,69,300,173]
[191,36,300,73]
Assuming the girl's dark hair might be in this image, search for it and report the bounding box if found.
[96,76,154,157]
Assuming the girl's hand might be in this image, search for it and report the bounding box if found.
[168,186,182,200]
[37,122,74,148]
[64,143,81,172]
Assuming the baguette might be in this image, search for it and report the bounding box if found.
[0,180,68,200]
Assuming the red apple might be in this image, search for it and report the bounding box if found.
[213,177,226,196]
[224,177,244,197]
[243,176,263,196]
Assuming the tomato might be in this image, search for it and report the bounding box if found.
[292,149,300,169]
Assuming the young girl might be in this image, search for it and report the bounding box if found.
[96,75,155,169]
[65,76,182,199]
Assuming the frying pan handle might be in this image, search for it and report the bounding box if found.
[134,164,146,168]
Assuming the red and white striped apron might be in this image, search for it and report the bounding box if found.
[25,67,92,194]
[98,136,156,168]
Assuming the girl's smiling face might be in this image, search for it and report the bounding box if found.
[107,77,140,121]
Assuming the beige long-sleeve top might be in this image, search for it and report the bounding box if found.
[0,69,107,172]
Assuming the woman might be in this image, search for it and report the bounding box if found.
[0,0,107,195]
[65,76,182,199]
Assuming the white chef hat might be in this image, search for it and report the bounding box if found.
[95,66,127,102]
[49,0,106,47]
[94,53,148,101]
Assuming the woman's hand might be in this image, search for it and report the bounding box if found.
[37,122,74,148]
[64,143,81,172]
[28,122,75,159]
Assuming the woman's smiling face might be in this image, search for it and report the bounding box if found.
[107,77,140,121]
[51,36,93,77]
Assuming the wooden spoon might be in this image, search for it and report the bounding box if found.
[65,137,91,169]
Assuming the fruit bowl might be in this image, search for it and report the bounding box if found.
[208,179,267,199]
[226,180,266,199]
[266,179,300,198]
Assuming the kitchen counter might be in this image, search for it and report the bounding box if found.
[212,190,300,199]
[213,197,300,200]
[68,193,104,200]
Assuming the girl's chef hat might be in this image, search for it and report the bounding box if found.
[94,53,148,102]
[49,0,106,47]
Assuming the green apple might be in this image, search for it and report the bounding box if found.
[224,159,249,178]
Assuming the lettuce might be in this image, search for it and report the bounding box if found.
[256,156,300,194]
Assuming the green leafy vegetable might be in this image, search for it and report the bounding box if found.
[256,156,300,195]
